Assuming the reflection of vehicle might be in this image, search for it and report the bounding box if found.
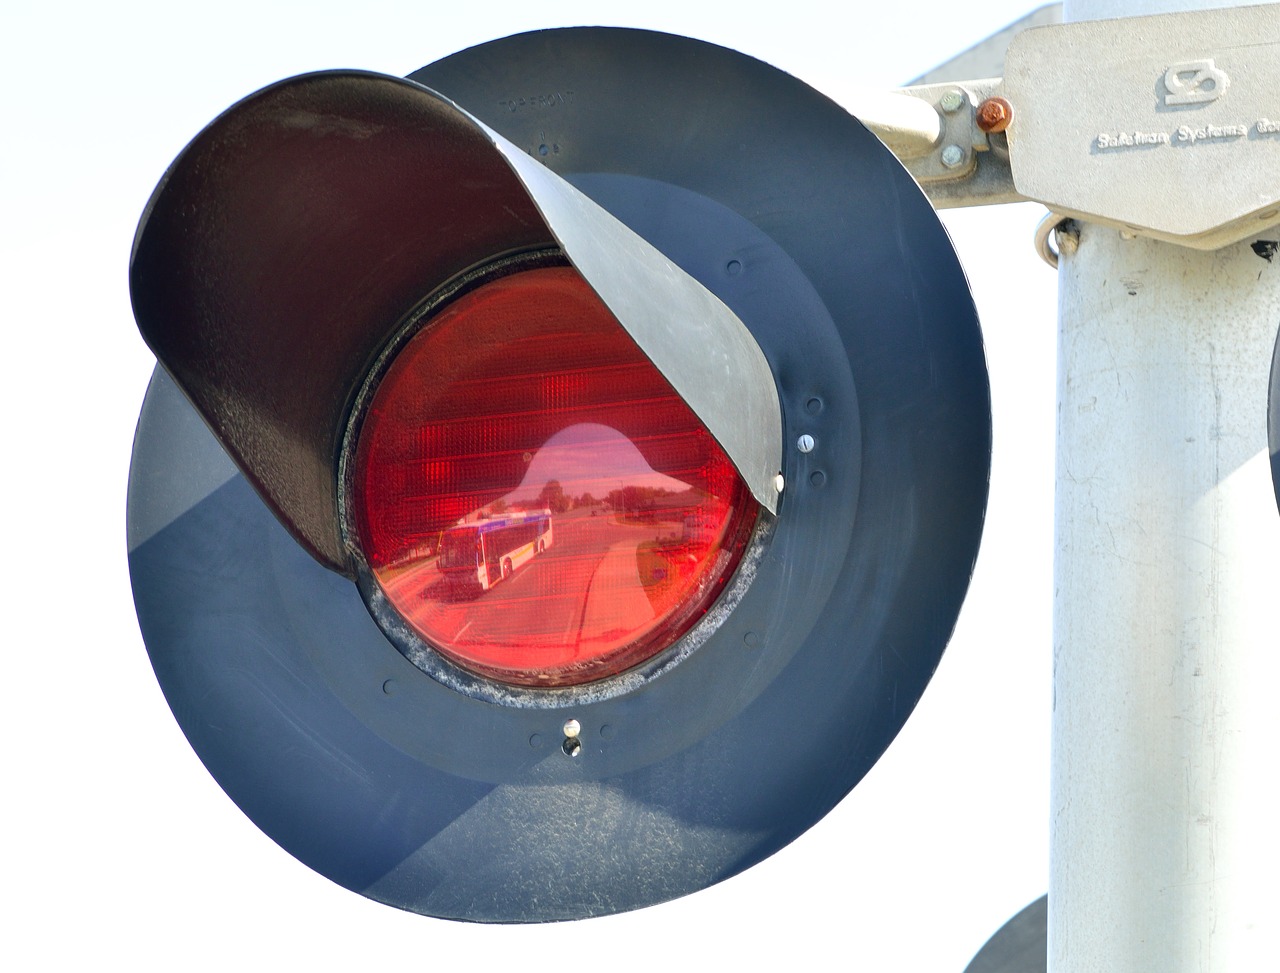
[438,509,553,590]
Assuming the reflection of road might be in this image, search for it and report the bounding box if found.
[378,509,683,666]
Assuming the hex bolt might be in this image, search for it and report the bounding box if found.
[975,97,1013,134]
[938,90,965,114]
[940,144,965,168]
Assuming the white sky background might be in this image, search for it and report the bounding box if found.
[3,2,1055,969]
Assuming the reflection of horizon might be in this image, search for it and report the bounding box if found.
[498,422,692,511]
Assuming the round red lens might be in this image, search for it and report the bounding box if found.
[351,265,758,687]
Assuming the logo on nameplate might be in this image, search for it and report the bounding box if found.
[1163,59,1229,106]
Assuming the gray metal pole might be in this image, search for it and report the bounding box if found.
[1053,1,1280,969]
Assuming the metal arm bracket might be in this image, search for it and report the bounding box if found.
[863,4,1280,249]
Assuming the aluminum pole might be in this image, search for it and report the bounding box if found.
[1053,1,1280,969]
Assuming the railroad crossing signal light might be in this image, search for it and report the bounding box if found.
[127,27,990,921]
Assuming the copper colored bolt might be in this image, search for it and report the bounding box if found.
[976,97,1013,134]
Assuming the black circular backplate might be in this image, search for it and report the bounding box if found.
[127,28,989,921]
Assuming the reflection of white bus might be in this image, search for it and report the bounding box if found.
[438,510,553,591]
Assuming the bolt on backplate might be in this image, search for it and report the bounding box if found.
[975,96,1013,134]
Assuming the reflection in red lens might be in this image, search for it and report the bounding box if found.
[351,265,759,687]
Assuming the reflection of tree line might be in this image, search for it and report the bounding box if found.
[607,485,709,527]
[607,484,673,517]
[487,480,702,519]
[488,479,575,515]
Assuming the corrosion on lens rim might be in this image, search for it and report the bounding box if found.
[347,261,761,689]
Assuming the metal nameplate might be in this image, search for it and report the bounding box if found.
[1003,3,1280,249]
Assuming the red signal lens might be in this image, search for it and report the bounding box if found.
[350,265,759,688]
